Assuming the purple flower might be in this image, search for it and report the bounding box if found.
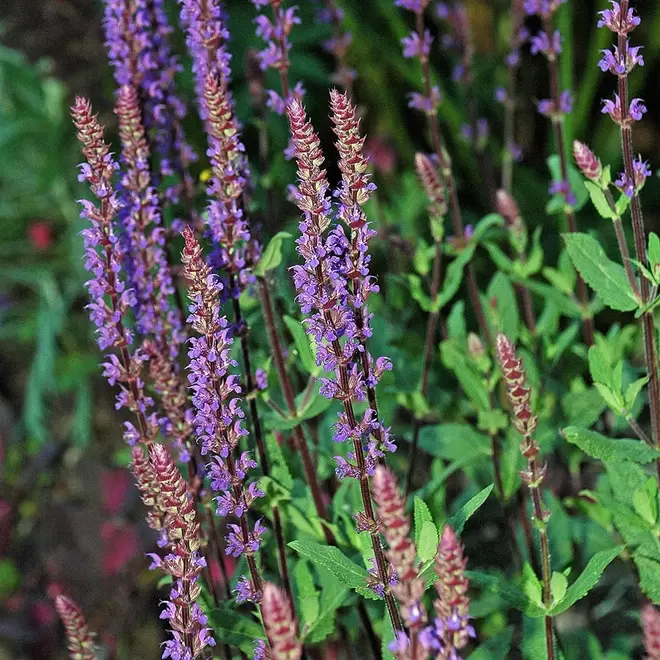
[549,179,577,206]
[395,0,429,11]
[538,89,572,117]
[598,1,641,34]
[601,94,646,124]
[408,88,443,113]
[598,43,644,75]
[530,30,562,56]
[388,631,410,654]
[615,157,651,198]
[524,0,566,17]
[402,29,433,59]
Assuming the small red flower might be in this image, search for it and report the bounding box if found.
[28,222,53,250]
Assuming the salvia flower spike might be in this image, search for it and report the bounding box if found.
[260,583,302,660]
[71,96,159,447]
[146,443,215,660]
[54,595,96,660]
[287,97,402,631]
[372,466,427,658]
[181,225,265,603]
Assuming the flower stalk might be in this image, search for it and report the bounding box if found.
[54,595,96,660]
[496,332,554,660]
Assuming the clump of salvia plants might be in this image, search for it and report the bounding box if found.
[50,0,660,658]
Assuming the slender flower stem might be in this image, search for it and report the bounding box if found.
[612,0,660,477]
[413,11,491,346]
[405,240,442,495]
[540,15,594,347]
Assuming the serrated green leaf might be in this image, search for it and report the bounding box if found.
[447,484,494,534]
[549,546,623,615]
[563,233,638,311]
[635,554,660,604]
[414,497,433,547]
[418,520,439,563]
[625,376,648,411]
[293,561,319,628]
[302,566,349,643]
[468,628,514,659]
[584,180,616,220]
[254,231,291,276]
[593,383,624,413]
[283,315,317,375]
[551,571,568,606]
[289,540,367,591]
[563,426,660,464]
[208,603,264,654]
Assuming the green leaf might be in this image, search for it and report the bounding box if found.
[265,432,293,490]
[208,603,265,654]
[417,424,492,462]
[488,272,520,342]
[563,233,638,311]
[418,520,439,563]
[408,273,434,312]
[593,383,624,413]
[0,559,20,597]
[447,484,494,534]
[563,426,660,464]
[254,231,292,276]
[584,180,616,220]
[440,341,491,412]
[632,478,658,526]
[467,570,536,614]
[304,573,349,643]
[289,540,367,591]
[283,315,317,375]
[468,627,514,659]
[649,233,660,271]
[414,497,434,547]
[293,560,319,628]
[625,376,648,411]
[521,562,544,612]
[635,554,660,604]
[549,546,623,615]
[551,571,569,606]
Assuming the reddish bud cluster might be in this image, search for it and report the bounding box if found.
[415,153,447,219]
[54,595,96,660]
[573,141,603,183]
[262,583,302,660]
[643,605,660,660]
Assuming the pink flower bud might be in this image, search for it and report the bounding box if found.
[573,141,602,182]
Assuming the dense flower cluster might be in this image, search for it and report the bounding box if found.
[143,443,215,660]
[287,96,394,478]
[643,605,660,660]
[72,97,160,447]
[258,583,302,660]
[572,141,603,183]
[54,595,96,660]
[181,226,265,602]
[598,2,649,197]
[103,0,194,193]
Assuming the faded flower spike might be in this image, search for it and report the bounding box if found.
[415,153,447,219]
[54,595,96,660]
[643,605,660,660]
[572,141,603,183]
[261,583,302,660]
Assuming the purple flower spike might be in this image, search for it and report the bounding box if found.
[615,157,651,198]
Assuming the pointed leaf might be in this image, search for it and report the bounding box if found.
[447,484,494,534]
[563,426,660,464]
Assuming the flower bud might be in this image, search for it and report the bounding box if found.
[572,141,602,182]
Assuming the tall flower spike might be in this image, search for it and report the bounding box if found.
[643,605,660,660]
[288,98,402,632]
[54,595,96,660]
[415,153,447,220]
[147,443,215,660]
[71,97,159,447]
[372,466,428,658]
[261,583,302,660]
[181,226,265,603]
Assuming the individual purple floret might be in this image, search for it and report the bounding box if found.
[615,157,651,198]
[597,0,641,34]
[524,0,566,17]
